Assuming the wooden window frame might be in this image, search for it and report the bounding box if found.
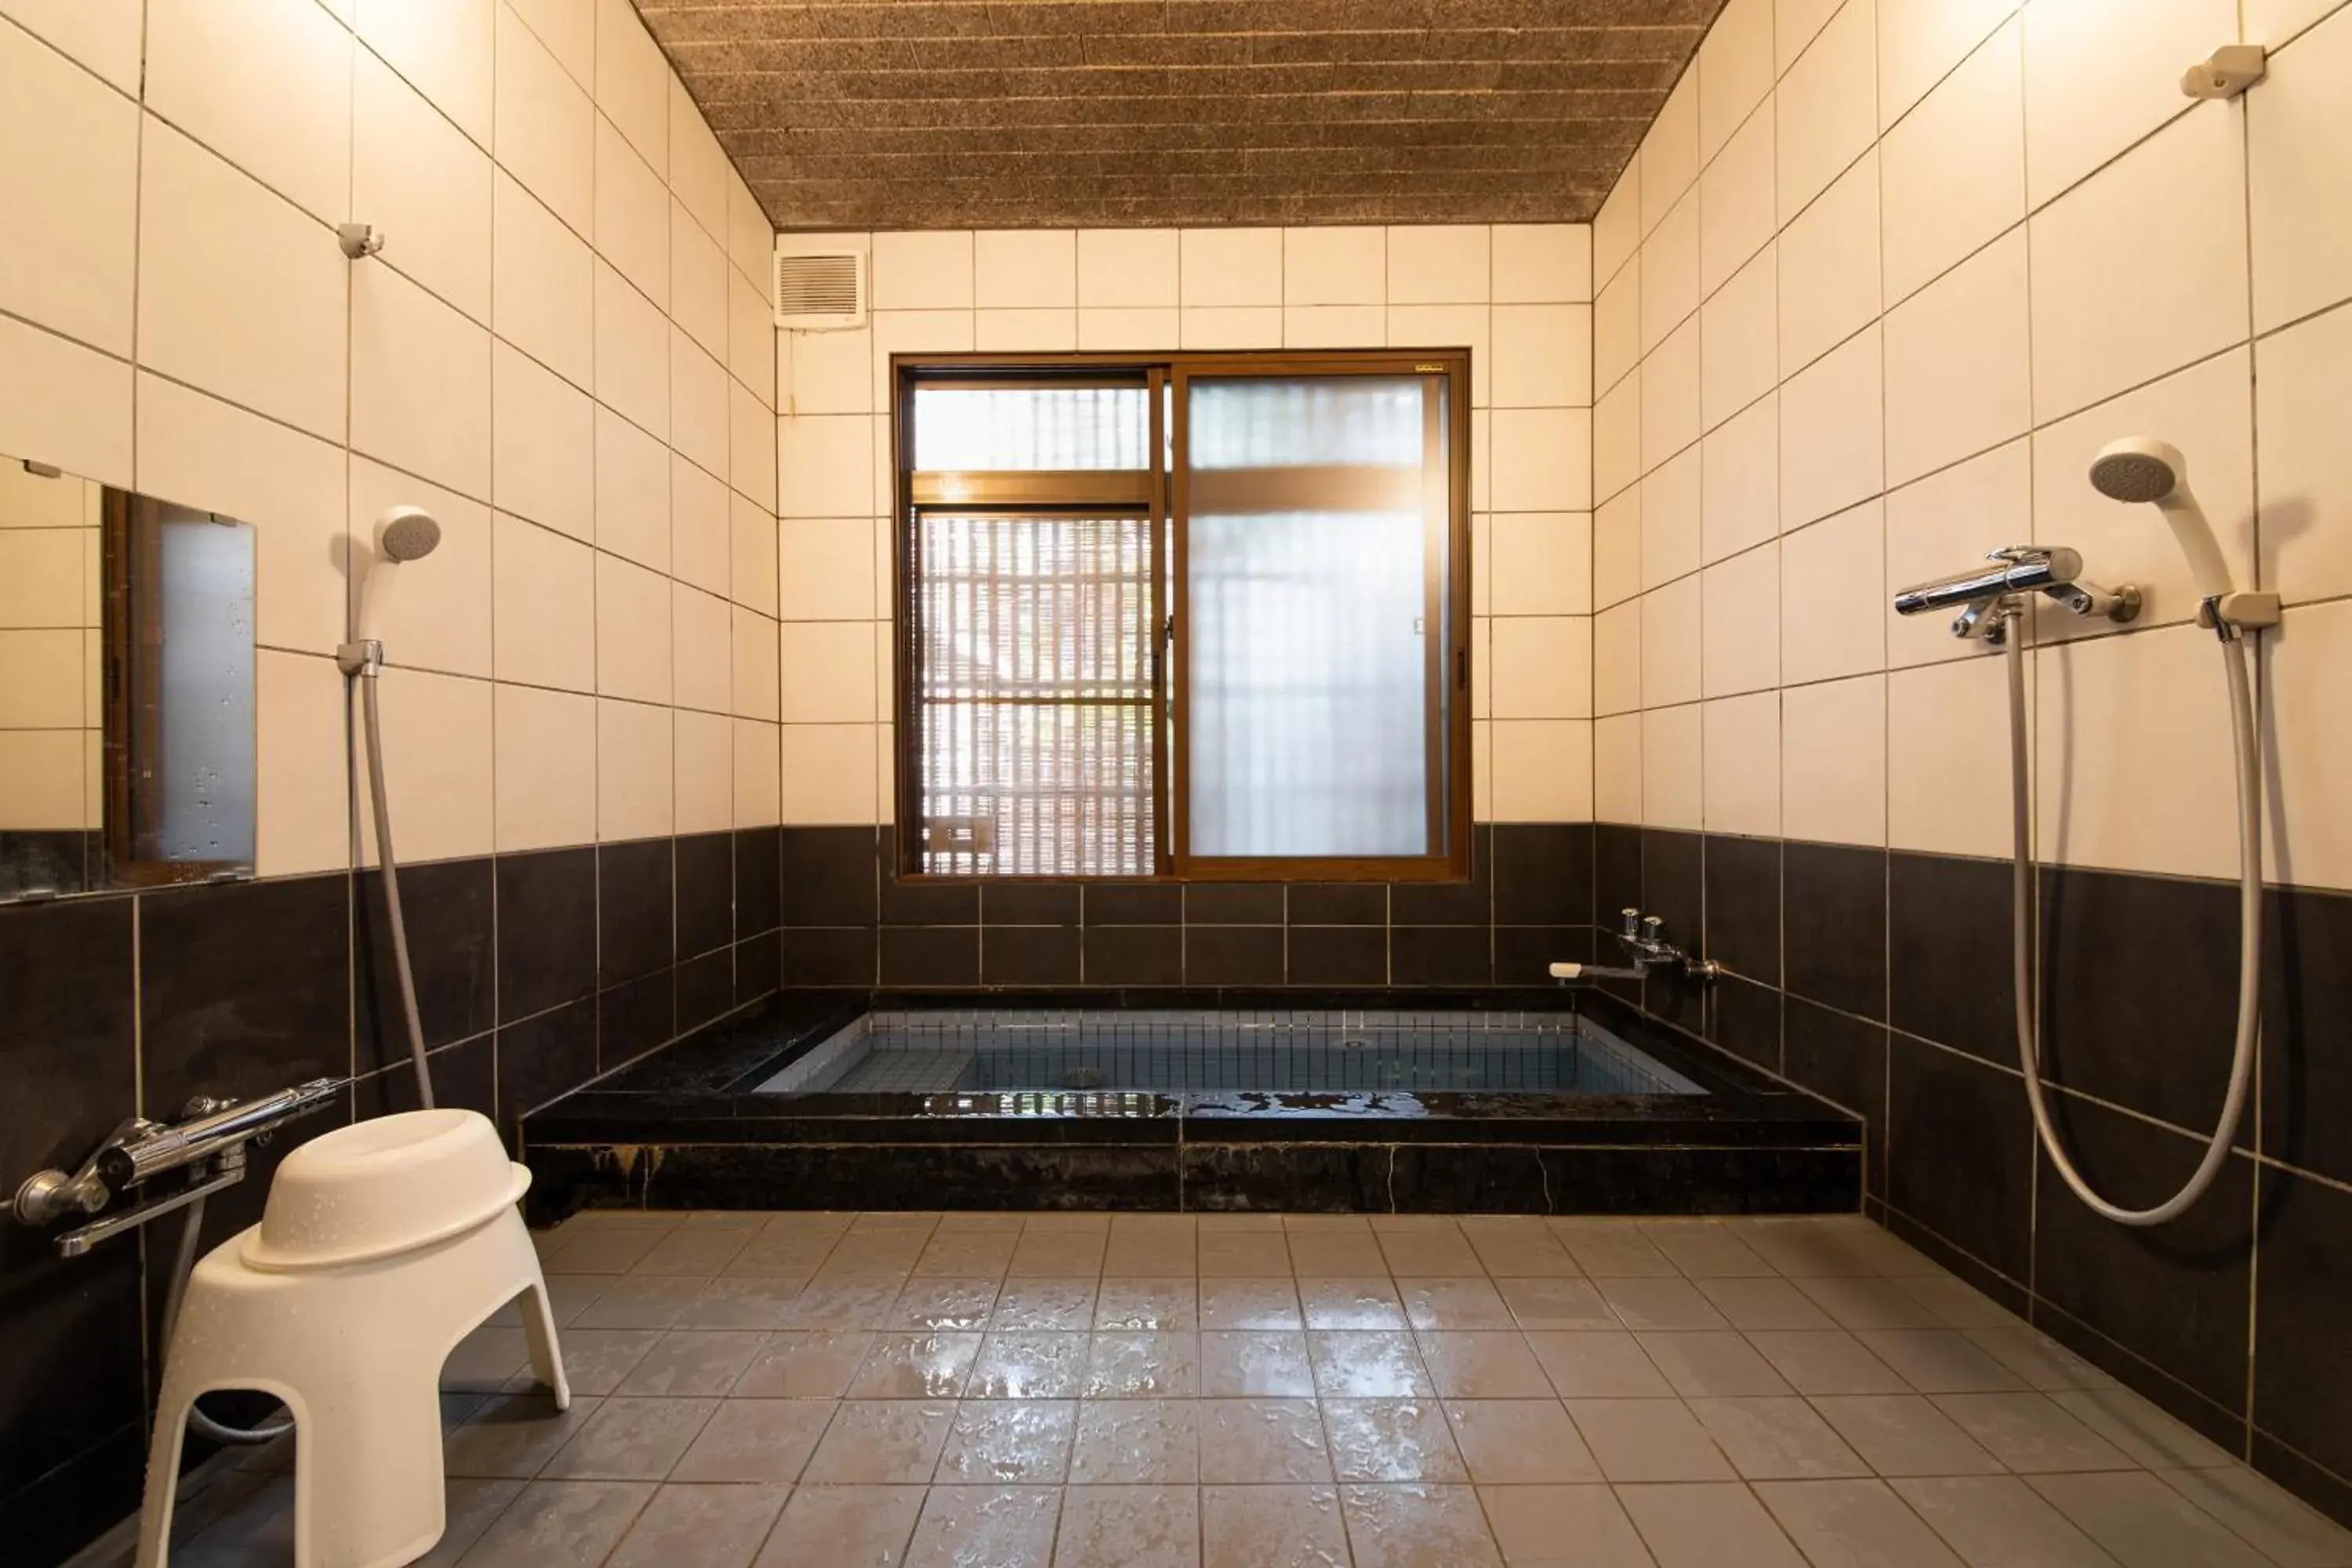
[891,349,1473,884]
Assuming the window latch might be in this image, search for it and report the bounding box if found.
[1456,647,1468,689]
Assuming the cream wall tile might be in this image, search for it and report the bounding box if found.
[352,263,493,499]
[671,582,731,713]
[735,717,784,827]
[978,308,1078,352]
[0,0,143,91]
[492,2,592,234]
[731,276,777,405]
[1699,0,1775,161]
[1472,615,1494,721]
[790,323,870,415]
[873,230,974,309]
[873,721,895,825]
[1595,488,1642,610]
[1076,229,1177,309]
[1595,265,1641,394]
[1642,445,1702,589]
[593,260,670,440]
[0,630,82,727]
[1703,392,1780,564]
[0,528,78,626]
[1595,601,1643,717]
[1283,227,1385,304]
[670,455,728,595]
[1387,226,1490,303]
[2021,0,2231,207]
[1491,305,1591,409]
[1180,227,1283,307]
[1777,0,1844,76]
[2037,621,2241,877]
[2029,349,2254,637]
[595,550,671,704]
[356,0,492,147]
[2029,103,2249,423]
[0,20,138,357]
[731,607,779,720]
[1782,673,1887,845]
[1639,191,1700,354]
[1078,307,1177,351]
[491,511,593,691]
[730,495,778,616]
[975,230,1076,308]
[493,681,595,851]
[1388,303,1489,405]
[1776,151,1880,378]
[350,457,491,677]
[1878,0,2017,126]
[1490,720,1593,822]
[731,381,778,510]
[1880,20,2024,307]
[135,373,347,657]
[492,172,593,389]
[593,403,669,569]
[870,309,975,405]
[2246,0,2343,43]
[1281,305,1383,348]
[1492,514,1592,616]
[507,0,589,82]
[1595,712,1642,821]
[1178,307,1279,351]
[779,517,876,622]
[1701,542,1780,696]
[1886,652,2015,856]
[1884,439,2030,669]
[1779,325,1883,529]
[1471,718,1495,821]
[727,172,773,287]
[1493,224,1592,303]
[0,729,82,829]
[597,695,672,840]
[2266,597,2352,887]
[1471,514,1491,617]
[2255,301,2352,603]
[1641,74,1700,234]
[492,339,593,537]
[667,78,728,235]
[137,122,348,442]
[1595,378,1639,504]
[671,202,731,357]
[363,668,492,862]
[1884,227,2031,486]
[779,619,875,723]
[256,650,348,874]
[1642,575,1704,707]
[354,49,493,323]
[673,707,732,833]
[1780,499,1886,684]
[1702,691,1781,836]
[1639,318,1700,474]
[1700,245,1777,432]
[0,315,132,486]
[1642,703,1704,829]
[1777,0,1878,225]
[779,723,876,824]
[2247,4,2352,332]
[1593,157,1642,287]
[1490,407,1591,511]
[671,331,730,478]
[593,0,666,171]
[1700,103,1777,299]
[145,0,350,226]
[1491,616,1591,719]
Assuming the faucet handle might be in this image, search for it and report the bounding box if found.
[1642,915,1664,939]
[1986,543,2045,564]
[1618,907,1641,937]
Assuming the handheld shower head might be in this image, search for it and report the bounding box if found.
[375,505,441,563]
[2089,436,2234,601]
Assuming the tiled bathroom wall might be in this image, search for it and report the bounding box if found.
[0,0,780,1553]
[1585,0,2352,1523]
[768,222,1599,829]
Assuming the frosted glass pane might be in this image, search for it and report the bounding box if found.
[914,386,1149,470]
[1186,375,1447,859]
[155,512,256,863]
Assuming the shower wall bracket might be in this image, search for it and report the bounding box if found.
[2180,43,2266,100]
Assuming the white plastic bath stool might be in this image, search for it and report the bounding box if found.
[134,1109,570,1568]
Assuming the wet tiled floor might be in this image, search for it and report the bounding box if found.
[161,1210,2352,1568]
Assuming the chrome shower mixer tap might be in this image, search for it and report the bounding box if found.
[1617,909,1720,981]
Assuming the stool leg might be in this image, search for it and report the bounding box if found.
[132,1384,196,1568]
[516,1281,572,1410]
[289,1376,448,1568]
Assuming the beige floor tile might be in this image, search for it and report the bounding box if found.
[1931,1393,2135,1473]
[1377,1225,1484,1276]
[1200,1277,1307,1330]
[603,1483,788,1568]
[1200,1330,1319,1397]
[1102,1230,1197,1276]
[1199,1230,1294,1276]
[1498,1277,1620,1332]
[904,1485,1062,1568]
[991,1278,1100,1330]
[1416,1331,1551,1398]
[1054,1484,1200,1568]
[443,1392,603,1479]
[633,1229,754,1276]
[519,1330,658,1398]
[1548,1221,1679,1278]
[1744,1330,1909,1396]
[1301,1276,1410,1330]
[1007,1231,1108,1277]
[2158,1465,2352,1568]
[452,1479,653,1567]
[673,1277,804,1331]
[1636,1331,1793,1397]
[1309,1330,1436,1397]
[1811,1395,2006,1477]
[612,1331,764,1397]
[1094,1278,1200,1331]
[752,1484,924,1568]
[1640,1222,1775,1278]
[1893,1475,2137,1567]
[2048,1386,2235,1468]
[1464,1230,1583,1278]
[1616,1480,1809,1566]
[886,1277,1000,1332]
[1565,1399,1738,1483]
[572,1277,713,1331]
[911,1232,1016,1278]
[734,1331,875,1399]
[1895,1273,2023,1330]
[1341,1482,1505,1568]
[1288,1232,1392,1276]
[1446,1399,1604,1483]
[1081,1331,1200,1397]
[800,1399,956,1484]
[1686,1396,1870,1480]
[669,1398,833,1484]
[1199,1398,1334,1484]
[934,1399,1076,1483]
[726,1230,841,1277]
[545,1227,668,1276]
[1526,1331,1675,1398]
[1478,1483,1655,1566]
[1399,1277,1517,1330]
[782,1276,908,1329]
[539,1397,716,1481]
[967,1331,1091,1399]
[1069,1398,1200,1482]
[1967,1329,2120,1393]
[1856,1329,2031,1393]
[1694,1276,1838,1332]
[844,1333,981,1399]
[2027,1472,2274,1567]
[1201,1483,1351,1568]
[1598,1277,1732,1332]
[1795,1276,1944,1331]
[1757,1477,1968,1566]
[1323,1399,1470,1482]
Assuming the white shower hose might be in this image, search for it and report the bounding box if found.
[2002,612,2261,1226]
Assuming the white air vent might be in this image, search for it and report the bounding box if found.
[773,239,868,331]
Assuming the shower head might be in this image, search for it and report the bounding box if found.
[374,505,441,563]
[2087,436,2234,601]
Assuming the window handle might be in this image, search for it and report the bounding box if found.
[1455,647,1468,688]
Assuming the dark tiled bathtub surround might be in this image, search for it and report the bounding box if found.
[0,827,782,1563]
[1592,822,2352,1529]
[520,985,1864,1221]
[781,822,1599,991]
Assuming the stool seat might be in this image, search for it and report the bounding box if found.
[135,1110,568,1568]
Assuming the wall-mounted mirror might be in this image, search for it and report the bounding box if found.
[0,454,257,900]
